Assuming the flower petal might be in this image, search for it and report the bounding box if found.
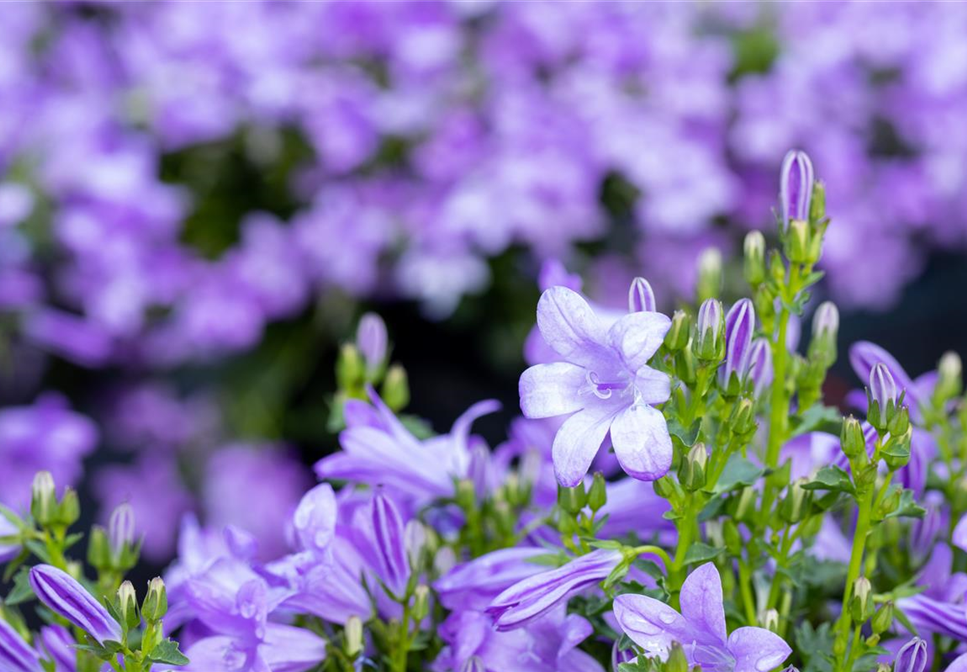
[613,594,693,657]
[680,562,727,645]
[635,366,672,405]
[519,363,589,419]
[552,406,618,487]
[610,404,672,482]
[536,287,613,370]
[727,626,792,672]
[608,312,671,372]
[946,654,967,672]
[954,514,967,554]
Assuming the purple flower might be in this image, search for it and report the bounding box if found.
[869,362,898,426]
[614,562,791,672]
[292,484,337,557]
[779,149,814,227]
[183,623,326,672]
[849,341,929,422]
[29,565,122,645]
[356,312,388,374]
[37,625,74,672]
[435,547,551,611]
[360,491,409,595]
[519,287,672,486]
[0,616,41,672]
[721,298,755,390]
[628,277,657,313]
[743,338,773,399]
[895,638,927,672]
[487,548,622,631]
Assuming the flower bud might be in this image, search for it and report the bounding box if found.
[744,231,766,287]
[722,299,755,396]
[142,577,168,622]
[462,657,486,672]
[723,519,743,556]
[557,483,587,515]
[31,472,57,525]
[382,364,410,411]
[785,219,810,264]
[780,149,814,230]
[780,478,812,524]
[628,277,656,313]
[875,487,902,520]
[871,601,894,635]
[674,342,697,386]
[840,416,867,465]
[894,638,927,672]
[412,585,430,622]
[0,617,40,672]
[29,565,121,645]
[742,338,773,399]
[666,642,689,672]
[56,488,80,527]
[588,473,607,512]
[809,301,839,367]
[335,343,364,391]
[652,475,677,502]
[868,363,898,431]
[664,310,690,352]
[679,443,708,492]
[809,180,826,223]
[934,351,963,404]
[850,577,873,624]
[404,520,427,571]
[345,616,363,657]
[761,608,780,633]
[734,487,757,522]
[87,526,111,571]
[729,398,757,438]
[117,581,140,631]
[109,503,136,561]
[697,248,722,302]
[694,299,725,362]
[356,312,388,377]
[887,406,911,442]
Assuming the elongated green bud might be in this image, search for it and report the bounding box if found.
[117,581,141,631]
[142,577,168,622]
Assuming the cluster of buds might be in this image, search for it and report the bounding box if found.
[779,149,827,266]
[334,312,409,424]
[797,301,840,409]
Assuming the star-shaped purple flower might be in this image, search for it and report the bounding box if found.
[519,286,672,486]
[614,563,791,672]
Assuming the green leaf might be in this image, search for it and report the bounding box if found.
[791,405,842,437]
[0,503,24,527]
[525,552,569,568]
[802,466,855,496]
[697,497,725,522]
[666,417,701,448]
[4,567,36,606]
[683,542,724,566]
[147,639,190,666]
[709,455,764,494]
[587,540,624,550]
[884,489,926,520]
[795,621,834,672]
[602,561,631,590]
[24,540,52,564]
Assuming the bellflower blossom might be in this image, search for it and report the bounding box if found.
[614,563,791,671]
[29,565,122,645]
[519,286,672,486]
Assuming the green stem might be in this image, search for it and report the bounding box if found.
[766,308,791,469]
[392,602,412,672]
[669,499,697,610]
[834,487,875,666]
[737,559,758,625]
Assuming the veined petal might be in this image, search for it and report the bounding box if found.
[519,363,589,419]
[551,406,618,487]
[610,404,672,482]
[536,287,613,371]
[261,623,327,672]
[613,594,693,657]
[608,312,671,372]
[680,563,727,645]
[727,627,792,672]
[635,366,671,405]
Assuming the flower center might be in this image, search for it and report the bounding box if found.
[586,371,628,400]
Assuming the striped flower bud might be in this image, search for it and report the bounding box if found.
[869,363,898,431]
[780,150,814,229]
[894,638,927,672]
[694,299,725,362]
[356,312,388,377]
[721,299,755,395]
[29,565,122,645]
[628,277,657,313]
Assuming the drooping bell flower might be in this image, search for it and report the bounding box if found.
[779,149,814,228]
[487,548,622,631]
[614,562,791,671]
[518,287,673,486]
[29,565,122,645]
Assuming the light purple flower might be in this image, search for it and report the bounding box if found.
[183,623,326,672]
[0,616,41,672]
[953,513,967,553]
[487,548,622,631]
[895,638,927,672]
[779,149,814,227]
[29,565,122,645]
[292,484,337,557]
[435,547,550,611]
[519,287,672,486]
[946,653,967,672]
[614,562,791,672]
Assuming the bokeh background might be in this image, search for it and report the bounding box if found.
[2,2,967,576]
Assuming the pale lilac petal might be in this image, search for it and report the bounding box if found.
[292,484,337,555]
[261,623,328,672]
[435,547,549,611]
[613,594,694,657]
[608,312,671,372]
[634,366,672,405]
[519,363,589,419]
[536,287,613,371]
[897,594,967,640]
[945,653,967,672]
[610,404,672,482]
[552,406,619,487]
[680,563,727,645]
[953,514,967,553]
[727,627,793,672]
